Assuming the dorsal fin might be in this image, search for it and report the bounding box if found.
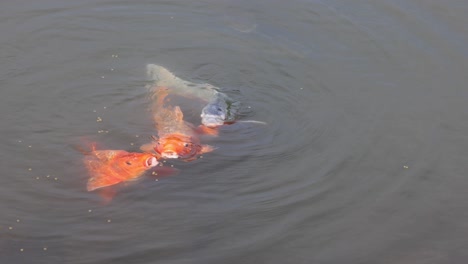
[174,106,184,121]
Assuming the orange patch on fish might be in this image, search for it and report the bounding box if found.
[83,144,159,191]
[145,87,215,161]
[154,133,214,160]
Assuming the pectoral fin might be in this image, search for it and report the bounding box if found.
[197,125,219,136]
[200,144,216,154]
[87,173,122,192]
[97,188,117,204]
[140,142,156,153]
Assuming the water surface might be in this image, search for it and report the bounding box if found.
[1,0,468,263]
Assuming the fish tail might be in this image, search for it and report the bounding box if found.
[147,64,180,86]
[147,64,166,81]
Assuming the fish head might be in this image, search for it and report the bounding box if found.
[154,134,215,160]
[201,103,227,128]
[85,151,158,192]
[154,134,197,159]
[110,152,158,179]
[116,152,159,171]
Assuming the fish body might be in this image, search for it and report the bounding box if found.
[147,64,240,127]
[148,88,214,160]
[84,147,158,191]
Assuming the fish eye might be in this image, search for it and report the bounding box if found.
[184,143,189,147]
[126,161,132,165]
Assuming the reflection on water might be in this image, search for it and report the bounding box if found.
[1,0,468,263]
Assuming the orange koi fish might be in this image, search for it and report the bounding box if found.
[142,87,214,161]
[83,144,159,191]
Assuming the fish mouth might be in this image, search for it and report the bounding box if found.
[146,157,158,167]
[161,152,179,159]
[201,117,225,127]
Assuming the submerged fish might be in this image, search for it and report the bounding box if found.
[147,64,240,128]
[83,144,159,191]
[143,87,215,161]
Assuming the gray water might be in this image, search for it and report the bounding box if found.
[1,0,468,263]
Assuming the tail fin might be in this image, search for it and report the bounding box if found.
[147,64,219,103]
[147,64,178,86]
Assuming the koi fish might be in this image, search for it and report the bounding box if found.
[142,87,215,161]
[147,64,240,128]
[83,144,159,191]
